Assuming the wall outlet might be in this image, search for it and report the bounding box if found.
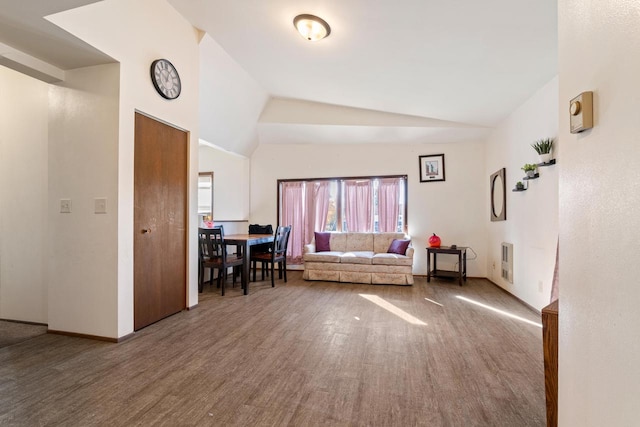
[60,199,71,213]
[492,261,496,270]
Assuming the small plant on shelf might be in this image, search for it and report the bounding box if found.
[531,138,554,163]
[521,163,537,178]
[515,181,525,190]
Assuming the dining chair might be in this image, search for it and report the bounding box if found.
[249,223,273,276]
[250,225,291,287]
[198,226,243,295]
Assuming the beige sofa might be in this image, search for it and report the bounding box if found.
[302,232,414,285]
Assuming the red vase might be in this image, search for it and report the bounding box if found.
[428,233,441,248]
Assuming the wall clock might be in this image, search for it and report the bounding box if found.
[150,59,181,100]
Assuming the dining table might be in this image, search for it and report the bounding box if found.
[223,233,275,295]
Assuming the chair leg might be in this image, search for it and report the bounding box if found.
[221,275,225,296]
[198,263,204,293]
[270,261,275,287]
[283,260,287,283]
[252,260,256,282]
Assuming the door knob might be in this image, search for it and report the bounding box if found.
[142,228,152,234]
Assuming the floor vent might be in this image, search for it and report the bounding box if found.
[501,242,513,283]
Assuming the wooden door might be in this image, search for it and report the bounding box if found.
[134,112,187,331]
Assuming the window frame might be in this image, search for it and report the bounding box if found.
[277,174,408,234]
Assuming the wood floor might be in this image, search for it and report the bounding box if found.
[0,273,545,426]
[0,321,47,349]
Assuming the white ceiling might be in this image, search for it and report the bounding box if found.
[0,0,557,152]
[169,0,557,127]
[0,0,112,70]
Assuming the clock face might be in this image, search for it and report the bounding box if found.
[150,59,181,100]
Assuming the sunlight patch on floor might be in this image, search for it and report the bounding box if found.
[456,295,542,328]
[424,298,443,307]
[359,294,427,325]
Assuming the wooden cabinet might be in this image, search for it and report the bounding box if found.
[542,299,558,427]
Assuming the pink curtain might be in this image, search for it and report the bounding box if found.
[304,181,330,245]
[344,180,373,232]
[378,178,401,232]
[281,182,305,263]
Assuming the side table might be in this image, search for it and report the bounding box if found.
[426,246,467,286]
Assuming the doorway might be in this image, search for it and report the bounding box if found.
[134,112,187,331]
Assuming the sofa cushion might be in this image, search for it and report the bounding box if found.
[387,239,411,255]
[304,251,344,263]
[373,233,406,254]
[372,253,413,266]
[315,232,331,252]
[346,233,374,251]
[340,251,374,265]
[329,233,348,252]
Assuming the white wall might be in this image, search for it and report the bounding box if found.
[198,35,269,157]
[0,66,49,323]
[484,76,559,311]
[47,64,120,337]
[48,0,201,337]
[251,142,487,277]
[558,2,640,425]
[199,143,250,221]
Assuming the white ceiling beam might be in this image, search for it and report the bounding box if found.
[0,42,65,83]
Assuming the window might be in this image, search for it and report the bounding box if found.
[278,175,407,263]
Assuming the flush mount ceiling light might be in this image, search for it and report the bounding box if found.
[293,14,331,41]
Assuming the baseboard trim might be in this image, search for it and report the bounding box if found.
[485,278,541,315]
[187,304,198,310]
[0,318,47,326]
[47,329,134,343]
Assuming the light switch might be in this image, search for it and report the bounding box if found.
[60,199,71,213]
[94,198,107,214]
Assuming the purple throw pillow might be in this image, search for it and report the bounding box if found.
[315,232,331,252]
[388,239,410,255]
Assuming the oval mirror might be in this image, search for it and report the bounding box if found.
[490,168,506,221]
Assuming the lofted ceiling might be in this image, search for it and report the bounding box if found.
[0,0,112,71]
[0,0,557,153]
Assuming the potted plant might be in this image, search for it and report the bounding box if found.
[515,181,525,190]
[521,163,537,178]
[531,138,554,163]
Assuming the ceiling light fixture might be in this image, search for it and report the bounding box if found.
[293,14,331,41]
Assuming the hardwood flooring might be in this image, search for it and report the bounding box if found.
[0,273,545,426]
[0,320,47,349]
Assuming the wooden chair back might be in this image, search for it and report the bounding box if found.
[273,225,292,259]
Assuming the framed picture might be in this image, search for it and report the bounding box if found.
[419,154,445,183]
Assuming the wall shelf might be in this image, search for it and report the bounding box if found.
[538,159,556,167]
[523,173,540,180]
[512,187,527,192]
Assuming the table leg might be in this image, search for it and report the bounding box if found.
[458,251,463,286]
[243,242,250,295]
[427,250,431,282]
[463,250,467,282]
